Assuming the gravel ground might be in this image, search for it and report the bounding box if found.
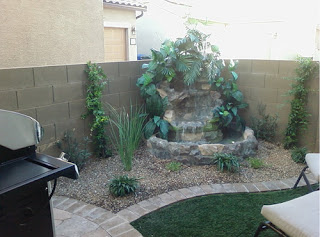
[55,140,305,213]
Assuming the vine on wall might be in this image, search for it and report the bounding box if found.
[82,61,112,158]
[283,57,317,149]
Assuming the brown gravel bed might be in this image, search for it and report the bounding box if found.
[55,140,304,213]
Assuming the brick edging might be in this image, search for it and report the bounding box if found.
[53,173,317,237]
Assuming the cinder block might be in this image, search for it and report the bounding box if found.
[17,86,53,109]
[34,65,68,86]
[15,108,37,120]
[67,64,88,83]
[102,93,120,108]
[99,62,119,81]
[0,90,17,110]
[278,60,298,76]
[40,123,56,144]
[0,68,34,91]
[119,91,142,108]
[119,61,141,77]
[36,102,69,126]
[53,82,85,103]
[238,73,265,88]
[55,118,85,140]
[109,76,131,93]
[130,76,140,91]
[265,74,291,90]
[69,99,87,119]
[277,89,293,103]
[251,88,278,103]
[252,60,279,74]
[236,60,252,73]
[237,85,251,101]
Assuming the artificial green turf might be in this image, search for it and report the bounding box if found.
[131,186,312,237]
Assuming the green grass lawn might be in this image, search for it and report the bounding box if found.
[131,186,312,237]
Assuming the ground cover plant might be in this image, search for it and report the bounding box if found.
[109,175,140,197]
[212,153,240,172]
[131,186,311,237]
[247,157,265,169]
[165,161,182,172]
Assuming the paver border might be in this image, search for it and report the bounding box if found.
[53,173,318,237]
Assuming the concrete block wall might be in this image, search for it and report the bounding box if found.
[236,60,319,152]
[0,59,318,155]
[0,61,145,156]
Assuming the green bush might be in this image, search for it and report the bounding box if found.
[108,103,147,171]
[291,147,307,163]
[247,157,265,169]
[212,153,240,173]
[56,130,91,170]
[166,161,182,172]
[250,103,278,142]
[109,175,140,197]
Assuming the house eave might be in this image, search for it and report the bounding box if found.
[103,2,147,12]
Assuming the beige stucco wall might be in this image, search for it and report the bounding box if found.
[0,0,104,69]
[103,6,137,61]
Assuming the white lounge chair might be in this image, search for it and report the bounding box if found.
[293,153,320,192]
[254,190,320,237]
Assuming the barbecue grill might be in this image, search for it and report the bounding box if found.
[0,109,79,237]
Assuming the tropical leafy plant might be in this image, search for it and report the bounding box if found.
[250,103,278,142]
[107,103,147,171]
[212,60,248,132]
[82,61,111,158]
[166,161,182,172]
[109,175,140,197]
[137,27,248,139]
[144,116,170,139]
[212,153,240,173]
[284,57,317,149]
[291,147,307,163]
[56,130,91,170]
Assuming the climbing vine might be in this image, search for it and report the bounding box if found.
[283,57,317,149]
[82,61,111,158]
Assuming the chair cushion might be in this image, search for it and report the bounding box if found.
[306,153,320,182]
[261,190,319,237]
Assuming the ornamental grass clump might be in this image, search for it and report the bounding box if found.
[108,103,147,171]
[109,175,140,197]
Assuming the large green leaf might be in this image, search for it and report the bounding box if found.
[144,120,156,139]
[232,91,243,102]
[159,119,169,138]
[145,84,157,96]
[231,71,238,80]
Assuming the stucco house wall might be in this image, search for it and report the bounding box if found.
[0,0,104,69]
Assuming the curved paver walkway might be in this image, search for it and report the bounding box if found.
[53,173,318,237]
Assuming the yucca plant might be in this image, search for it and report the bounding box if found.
[107,103,147,171]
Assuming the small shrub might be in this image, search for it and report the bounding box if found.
[250,103,278,142]
[247,157,265,169]
[56,130,91,170]
[291,147,307,163]
[109,175,140,197]
[166,161,182,172]
[212,153,240,173]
